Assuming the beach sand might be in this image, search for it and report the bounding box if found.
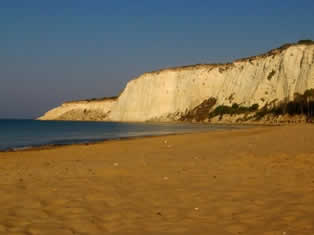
[0,124,314,234]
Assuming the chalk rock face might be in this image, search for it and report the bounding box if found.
[38,100,116,121]
[38,44,314,122]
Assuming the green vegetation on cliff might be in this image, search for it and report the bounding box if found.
[209,103,259,118]
[181,89,314,123]
[256,89,314,121]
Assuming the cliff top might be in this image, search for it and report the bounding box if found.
[143,40,314,75]
[64,96,118,104]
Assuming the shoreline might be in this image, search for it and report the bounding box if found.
[0,122,263,153]
[1,132,188,153]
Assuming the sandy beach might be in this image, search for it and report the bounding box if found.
[1,124,314,234]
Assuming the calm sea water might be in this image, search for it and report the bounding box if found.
[0,119,246,151]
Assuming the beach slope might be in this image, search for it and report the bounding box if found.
[1,125,314,234]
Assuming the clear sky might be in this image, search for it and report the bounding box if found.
[1,0,314,118]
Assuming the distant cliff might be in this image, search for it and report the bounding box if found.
[38,41,314,123]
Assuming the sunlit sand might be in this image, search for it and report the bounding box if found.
[1,125,314,234]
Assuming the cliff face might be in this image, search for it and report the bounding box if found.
[38,99,116,121]
[39,43,314,122]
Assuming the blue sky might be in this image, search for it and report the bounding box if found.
[1,0,314,118]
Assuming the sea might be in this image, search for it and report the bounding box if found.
[0,119,247,151]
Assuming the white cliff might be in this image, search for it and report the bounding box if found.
[39,42,314,122]
[38,99,116,121]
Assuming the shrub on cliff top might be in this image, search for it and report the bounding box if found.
[298,39,314,45]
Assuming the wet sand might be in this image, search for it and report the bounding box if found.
[0,124,314,234]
